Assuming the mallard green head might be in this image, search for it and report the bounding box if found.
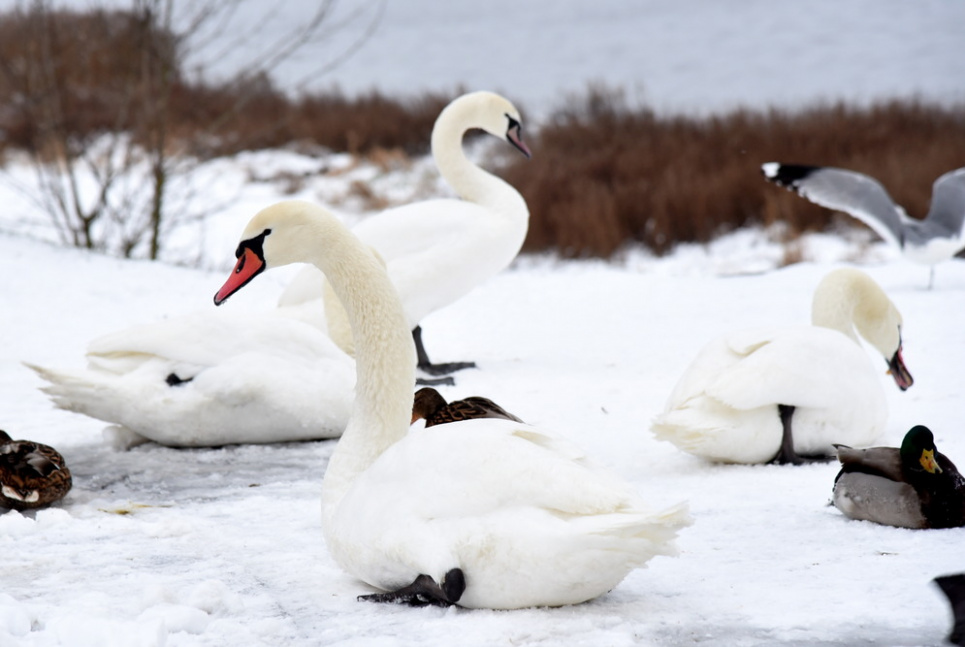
[900,425,943,474]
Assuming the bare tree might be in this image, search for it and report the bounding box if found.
[0,0,384,261]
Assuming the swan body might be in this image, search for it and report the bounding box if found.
[832,425,965,529]
[279,91,531,374]
[215,200,690,609]
[29,308,354,447]
[762,163,965,287]
[651,268,913,464]
[0,430,72,510]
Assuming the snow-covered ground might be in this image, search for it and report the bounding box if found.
[2,155,964,645]
[4,2,965,644]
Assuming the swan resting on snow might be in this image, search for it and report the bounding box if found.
[28,307,355,447]
[279,90,532,380]
[214,199,691,609]
[762,163,965,288]
[651,268,913,464]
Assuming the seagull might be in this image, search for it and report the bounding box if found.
[762,163,965,288]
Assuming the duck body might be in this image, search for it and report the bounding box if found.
[652,269,912,464]
[0,430,72,510]
[832,426,965,529]
[412,387,522,426]
[30,309,354,446]
[215,199,690,609]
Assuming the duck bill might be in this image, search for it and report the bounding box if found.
[920,449,942,474]
[886,347,913,391]
[214,248,265,306]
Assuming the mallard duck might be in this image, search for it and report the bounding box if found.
[212,199,690,609]
[934,574,965,646]
[651,268,912,464]
[0,430,72,510]
[832,425,965,529]
[411,387,523,427]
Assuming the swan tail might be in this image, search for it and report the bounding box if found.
[580,501,692,563]
[25,362,123,421]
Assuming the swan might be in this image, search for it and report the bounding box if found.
[651,268,913,464]
[214,199,691,609]
[762,163,965,288]
[410,386,523,426]
[832,425,965,529]
[278,90,532,378]
[0,430,72,510]
[28,307,355,447]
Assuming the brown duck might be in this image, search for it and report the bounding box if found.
[0,430,72,510]
[411,387,523,427]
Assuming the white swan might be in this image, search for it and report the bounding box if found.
[279,90,531,377]
[215,200,690,609]
[651,268,913,464]
[28,307,355,447]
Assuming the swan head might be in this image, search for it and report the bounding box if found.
[812,268,913,391]
[438,91,531,159]
[214,201,340,305]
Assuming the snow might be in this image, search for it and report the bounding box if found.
[3,1,965,644]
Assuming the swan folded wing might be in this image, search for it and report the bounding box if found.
[707,326,869,410]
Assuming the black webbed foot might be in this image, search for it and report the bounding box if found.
[935,574,965,646]
[359,569,466,607]
[165,373,193,387]
[416,376,456,387]
[417,361,477,377]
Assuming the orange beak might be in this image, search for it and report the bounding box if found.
[214,247,265,306]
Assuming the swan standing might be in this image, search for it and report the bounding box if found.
[279,91,531,378]
[215,200,690,609]
[762,163,965,288]
[651,269,913,464]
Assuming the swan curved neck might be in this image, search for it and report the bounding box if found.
[302,215,415,520]
[431,107,526,216]
[810,270,894,349]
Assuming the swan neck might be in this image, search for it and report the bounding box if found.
[432,111,523,214]
[313,220,416,520]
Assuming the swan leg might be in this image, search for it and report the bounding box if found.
[413,326,476,376]
[358,569,466,607]
[935,574,965,646]
[772,405,833,465]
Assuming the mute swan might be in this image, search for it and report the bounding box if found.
[29,308,355,447]
[651,268,913,464]
[832,425,965,529]
[762,163,965,288]
[1,430,72,510]
[279,90,532,378]
[215,200,690,609]
[411,387,523,426]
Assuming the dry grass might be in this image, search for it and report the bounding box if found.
[2,9,964,257]
[499,88,965,257]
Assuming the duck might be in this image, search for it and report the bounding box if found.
[651,268,913,464]
[411,387,523,427]
[214,199,691,609]
[832,425,965,529]
[762,163,965,288]
[0,430,72,510]
[28,307,355,447]
[278,90,532,379]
